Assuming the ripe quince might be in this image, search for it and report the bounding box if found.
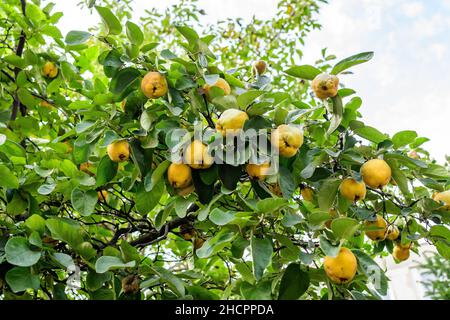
[168,163,193,189]
[184,140,214,169]
[311,73,339,99]
[141,71,168,99]
[324,247,357,284]
[361,159,391,189]
[271,124,304,158]
[204,78,231,100]
[216,108,249,136]
[107,140,130,163]
[246,162,271,180]
[339,178,366,202]
[42,61,58,78]
[365,215,388,241]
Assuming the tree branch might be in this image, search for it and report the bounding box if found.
[130,204,199,247]
[130,215,192,247]
[10,0,27,120]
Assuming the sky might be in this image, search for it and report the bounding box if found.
[52,0,450,162]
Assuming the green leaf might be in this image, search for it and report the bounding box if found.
[0,165,19,189]
[5,237,41,267]
[339,88,356,98]
[240,281,272,300]
[300,152,328,179]
[68,100,92,109]
[392,130,417,148]
[65,30,91,45]
[86,271,112,291]
[174,196,192,218]
[154,206,172,231]
[284,65,321,80]
[384,153,428,169]
[278,263,310,300]
[91,288,115,300]
[175,25,199,45]
[319,235,341,257]
[411,137,430,148]
[196,229,236,259]
[421,164,449,179]
[129,138,153,178]
[386,159,411,197]
[52,253,75,269]
[243,115,271,131]
[24,214,46,234]
[251,237,273,281]
[308,211,331,226]
[144,160,170,192]
[37,182,56,195]
[187,285,220,300]
[331,52,374,75]
[17,88,37,108]
[352,249,388,296]
[71,188,98,216]
[152,266,185,297]
[282,211,303,227]
[231,237,250,259]
[46,218,83,248]
[211,95,239,111]
[429,225,450,241]
[96,156,118,186]
[209,208,236,226]
[6,192,27,216]
[237,90,265,109]
[42,25,63,40]
[235,262,255,284]
[5,267,40,293]
[435,241,450,259]
[354,125,387,144]
[4,54,26,68]
[109,67,141,99]
[95,256,135,273]
[28,232,42,248]
[136,180,165,215]
[256,198,288,213]
[279,166,296,199]
[327,95,343,136]
[318,179,340,211]
[95,6,122,35]
[126,21,144,46]
[120,241,140,263]
[0,139,26,158]
[102,49,123,77]
[224,73,245,88]
[331,218,360,240]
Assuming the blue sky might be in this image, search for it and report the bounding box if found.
[54,0,450,162]
[303,0,450,162]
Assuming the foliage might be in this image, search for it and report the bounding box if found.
[0,0,449,301]
[418,253,450,300]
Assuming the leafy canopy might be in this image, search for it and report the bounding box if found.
[0,0,448,300]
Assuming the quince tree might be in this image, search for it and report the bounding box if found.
[0,0,448,300]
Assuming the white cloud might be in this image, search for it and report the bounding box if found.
[413,14,448,38]
[428,43,447,61]
[304,0,450,161]
[402,2,424,17]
